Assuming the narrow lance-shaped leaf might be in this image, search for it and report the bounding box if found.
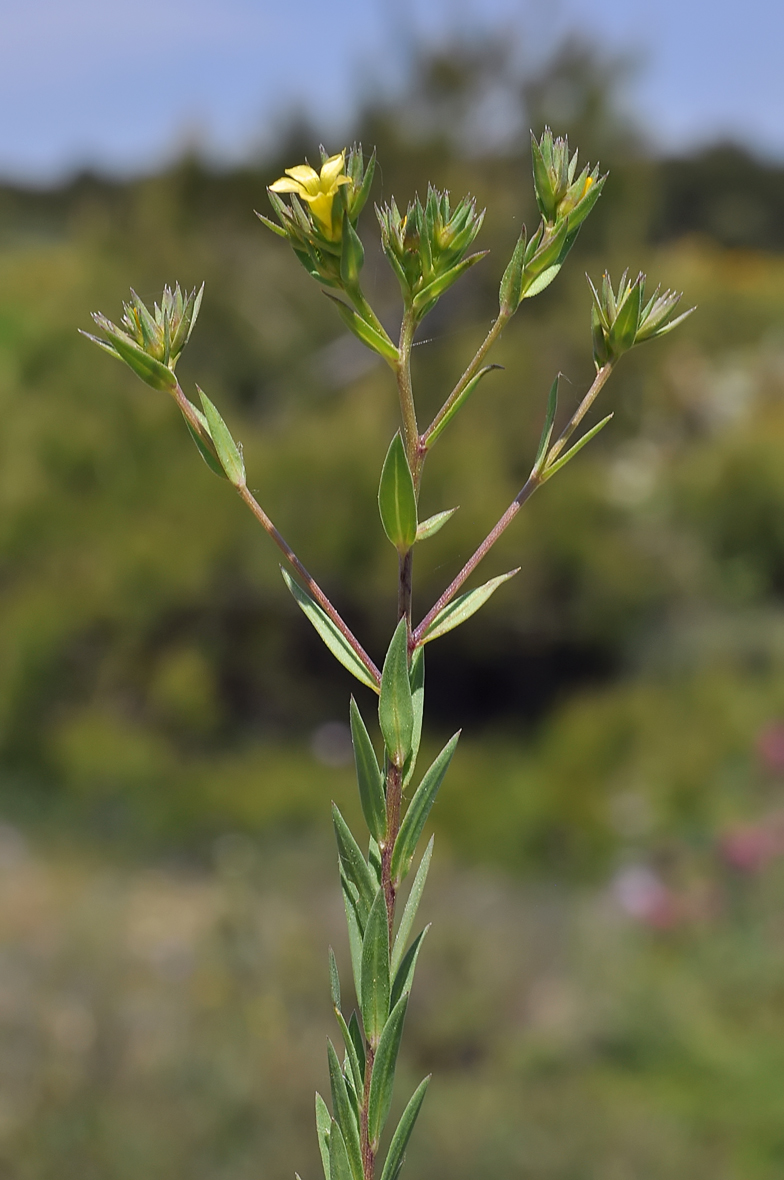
[419,570,519,646]
[391,835,434,977]
[347,1012,366,1083]
[378,1077,431,1180]
[361,889,391,1047]
[342,877,364,1002]
[325,293,399,363]
[425,365,502,449]
[328,1119,355,1180]
[333,804,376,919]
[392,733,460,884]
[349,698,386,842]
[327,1041,362,1180]
[542,413,613,481]
[316,1093,332,1180]
[329,946,341,1010]
[197,387,246,488]
[335,1008,364,1097]
[181,405,227,480]
[379,618,414,767]
[280,568,379,693]
[378,434,417,553]
[367,995,409,1150]
[415,507,458,542]
[411,251,489,312]
[391,926,429,1010]
[402,645,425,789]
[533,375,559,474]
[499,229,527,313]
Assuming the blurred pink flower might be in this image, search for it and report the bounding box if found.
[719,820,784,873]
[612,865,681,929]
[756,722,784,774]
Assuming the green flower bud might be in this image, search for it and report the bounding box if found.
[588,270,694,367]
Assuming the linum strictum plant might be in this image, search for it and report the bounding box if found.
[83,132,692,1180]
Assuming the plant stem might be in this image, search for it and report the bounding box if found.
[398,549,414,625]
[423,309,510,446]
[173,384,382,690]
[545,362,613,466]
[413,474,540,644]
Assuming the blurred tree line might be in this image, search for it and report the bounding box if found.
[2,35,784,872]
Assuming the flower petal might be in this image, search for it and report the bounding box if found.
[269,177,305,195]
[319,151,347,189]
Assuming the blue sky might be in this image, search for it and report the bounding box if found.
[3,0,782,182]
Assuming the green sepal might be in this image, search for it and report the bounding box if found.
[411,251,488,313]
[420,570,519,645]
[335,1009,364,1097]
[349,149,376,221]
[378,1077,430,1180]
[392,835,434,977]
[379,619,414,768]
[325,294,399,363]
[531,132,557,222]
[328,1118,355,1180]
[329,946,341,1011]
[327,1041,362,1180]
[391,733,460,884]
[197,387,246,488]
[367,995,409,1150]
[316,1092,332,1180]
[542,414,613,480]
[342,877,364,1001]
[416,508,458,542]
[361,888,391,1047]
[609,278,643,356]
[378,434,417,553]
[349,698,386,842]
[340,218,365,288]
[255,210,288,238]
[533,375,559,474]
[390,925,429,1010]
[333,804,376,921]
[522,263,561,299]
[280,568,379,692]
[426,365,503,449]
[348,1012,366,1083]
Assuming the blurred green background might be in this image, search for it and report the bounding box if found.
[2,35,784,1180]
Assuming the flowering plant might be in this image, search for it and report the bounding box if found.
[85,129,690,1180]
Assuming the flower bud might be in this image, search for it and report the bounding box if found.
[531,128,605,229]
[588,270,694,367]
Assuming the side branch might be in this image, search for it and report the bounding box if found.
[422,309,510,446]
[174,384,382,689]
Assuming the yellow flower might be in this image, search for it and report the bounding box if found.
[269,151,350,241]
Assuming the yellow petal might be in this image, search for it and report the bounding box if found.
[319,151,347,190]
[269,177,305,195]
[285,163,321,192]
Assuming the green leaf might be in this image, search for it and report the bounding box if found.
[342,877,364,1001]
[182,409,227,479]
[498,230,527,313]
[425,365,502,449]
[420,571,519,645]
[328,1119,354,1180]
[415,507,458,542]
[533,375,559,473]
[335,1009,364,1097]
[379,619,414,767]
[316,1092,332,1180]
[348,1012,366,1083]
[349,698,387,842]
[391,926,429,1010]
[391,836,433,977]
[329,946,341,1011]
[325,294,399,363]
[378,1077,430,1180]
[328,1041,362,1180]
[368,836,383,890]
[411,251,488,312]
[378,434,417,553]
[402,645,425,790]
[391,733,460,885]
[197,387,246,488]
[340,218,365,287]
[333,804,376,920]
[361,889,390,1047]
[367,995,409,1150]
[280,568,379,692]
[542,413,613,480]
[522,262,562,299]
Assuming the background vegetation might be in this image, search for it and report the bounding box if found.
[2,35,784,1179]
